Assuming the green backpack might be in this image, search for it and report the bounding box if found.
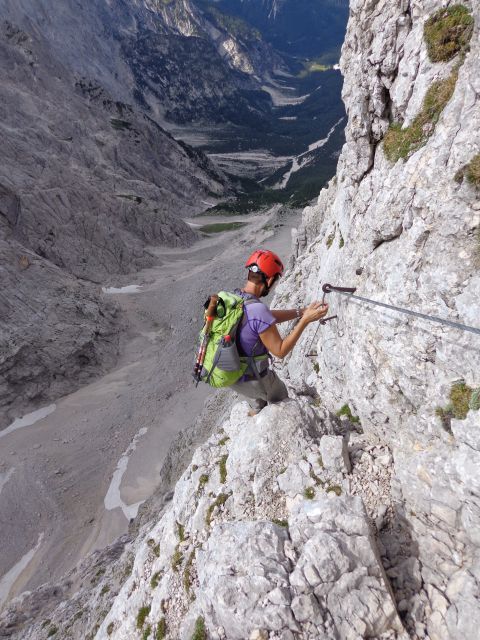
[194,291,268,388]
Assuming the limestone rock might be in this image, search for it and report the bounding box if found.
[319,435,351,473]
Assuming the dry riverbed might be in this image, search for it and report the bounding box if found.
[0,205,300,610]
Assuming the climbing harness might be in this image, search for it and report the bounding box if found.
[305,283,480,357]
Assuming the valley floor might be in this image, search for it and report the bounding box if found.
[0,206,300,610]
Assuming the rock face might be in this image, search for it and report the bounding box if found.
[1,1,479,639]
[274,1,480,638]
[0,401,406,639]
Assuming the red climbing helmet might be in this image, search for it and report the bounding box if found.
[245,249,284,280]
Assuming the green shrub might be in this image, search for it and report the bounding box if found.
[466,154,480,187]
[155,618,167,640]
[191,617,207,640]
[326,232,335,248]
[336,404,361,424]
[143,626,152,640]
[272,518,288,528]
[384,69,459,162]
[177,522,186,542]
[198,474,209,491]
[150,571,161,589]
[304,487,315,500]
[424,5,473,62]
[136,606,151,630]
[171,547,183,572]
[326,485,343,496]
[205,493,230,527]
[183,550,196,596]
[436,382,479,432]
[218,455,228,484]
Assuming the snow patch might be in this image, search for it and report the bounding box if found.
[102,285,143,294]
[0,532,44,609]
[0,468,14,496]
[104,427,149,521]
[1,405,56,440]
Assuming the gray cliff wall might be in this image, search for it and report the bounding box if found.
[274,1,480,638]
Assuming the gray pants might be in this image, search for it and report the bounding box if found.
[231,369,289,412]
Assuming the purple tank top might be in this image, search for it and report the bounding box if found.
[235,290,276,356]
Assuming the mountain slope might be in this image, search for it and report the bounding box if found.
[0,17,229,426]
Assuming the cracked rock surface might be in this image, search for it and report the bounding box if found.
[274,1,480,638]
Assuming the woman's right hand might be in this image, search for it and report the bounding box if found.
[302,302,329,324]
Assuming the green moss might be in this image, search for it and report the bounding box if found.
[309,467,324,487]
[191,616,207,640]
[100,584,110,595]
[171,547,183,572]
[326,485,343,496]
[192,464,199,472]
[384,68,459,162]
[424,5,473,63]
[155,618,167,640]
[304,487,315,500]
[339,233,345,249]
[436,382,479,432]
[272,518,289,528]
[147,539,160,557]
[183,550,195,596]
[218,436,230,446]
[198,474,209,491]
[312,361,320,373]
[143,626,152,640]
[205,493,231,527]
[336,404,361,424]
[466,154,480,187]
[326,232,335,248]
[136,606,151,630]
[150,571,161,589]
[177,521,186,543]
[218,454,228,484]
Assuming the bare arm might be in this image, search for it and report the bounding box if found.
[270,309,303,324]
[260,303,329,359]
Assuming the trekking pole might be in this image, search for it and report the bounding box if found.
[193,295,219,384]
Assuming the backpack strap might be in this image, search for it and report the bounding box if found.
[240,298,269,385]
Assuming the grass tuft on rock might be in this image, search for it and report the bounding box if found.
[436,381,479,432]
[424,4,473,63]
[336,404,361,424]
[183,550,196,597]
[198,474,209,491]
[457,153,480,188]
[326,485,343,496]
[218,454,228,484]
[136,606,151,630]
[155,618,167,640]
[191,616,207,640]
[304,487,315,500]
[384,68,459,162]
[143,626,152,640]
[205,493,231,527]
[171,546,183,572]
[150,571,161,589]
[272,518,289,528]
